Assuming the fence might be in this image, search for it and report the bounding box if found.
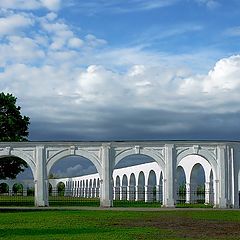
[48,188,100,207]
[0,189,34,206]
[113,185,163,207]
[177,189,214,206]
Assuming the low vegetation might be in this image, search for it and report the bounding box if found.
[0,209,239,239]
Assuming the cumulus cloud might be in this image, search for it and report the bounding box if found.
[0,6,240,141]
[0,0,61,11]
[0,13,33,36]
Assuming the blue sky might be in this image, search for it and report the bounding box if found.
[1,0,240,141]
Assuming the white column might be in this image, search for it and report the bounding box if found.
[156,185,160,202]
[119,186,123,200]
[218,145,227,208]
[232,146,239,208]
[34,145,48,207]
[185,182,190,204]
[144,185,148,202]
[100,144,113,207]
[164,144,176,207]
[214,179,219,206]
[205,182,210,204]
[127,186,130,201]
[135,186,139,201]
[23,188,27,196]
[112,187,116,200]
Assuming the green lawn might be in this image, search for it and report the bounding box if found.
[0,209,240,239]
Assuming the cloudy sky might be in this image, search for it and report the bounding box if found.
[1,0,240,141]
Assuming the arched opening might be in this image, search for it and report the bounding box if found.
[190,163,205,204]
[57,182,65,196]
[49,183,53,196]
[0,183,9,195]
[137,171,145,201]
[176,166,186,204]
[177,154,214,207]
[48,155,100,206]
[113,153,163,207]
[114,176,121,200]
[122,174,128,200]
[0,155,34,206]
[147,170,157,202]
[12,183,24,195]
[129,173,136,201]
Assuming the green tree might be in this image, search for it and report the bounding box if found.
[0,92,30,179]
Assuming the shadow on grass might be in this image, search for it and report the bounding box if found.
[0,227,112,237]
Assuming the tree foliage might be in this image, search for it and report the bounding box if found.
[0,92,30,179]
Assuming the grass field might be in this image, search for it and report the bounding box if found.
[0,196,214,208]
[0,209,240,239]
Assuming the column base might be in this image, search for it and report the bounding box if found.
[100,199,113,208]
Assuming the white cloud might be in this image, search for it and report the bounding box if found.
[0,0,40,10]
[225,26,240,37]
[68,37,84,49]
[203,55,240,93]
[0,5,239,140]
[195,0,220,9]
[0,0,61,11]
[70,0,179,14]
[85,34,107,48]
[40,0,61,11]
[0,36,45,66]
[0,14,33,36]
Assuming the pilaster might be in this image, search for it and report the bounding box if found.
[218,145,227,208]
[163,144,176,207]
[100,144,113,207]
[35,145,48,207]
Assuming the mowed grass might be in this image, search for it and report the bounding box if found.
[0,209,240,240]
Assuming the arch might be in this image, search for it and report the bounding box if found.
[49,183,53,196]
[114,149,165,174]
[137,171,145,201]
[12,183,24,195]
[147,170,157,202]
[57,182,65,196]
[190,163,205,204]
[129,173,136,201]
[122,174,128,200]
[114,176,121,200]
[178,155,212,184]
[0,153,36,179]
[46,149,102,178]
[177,148,217,181]
[93,179,96,188]
[0,182,9,194]
[176,166,186,204]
